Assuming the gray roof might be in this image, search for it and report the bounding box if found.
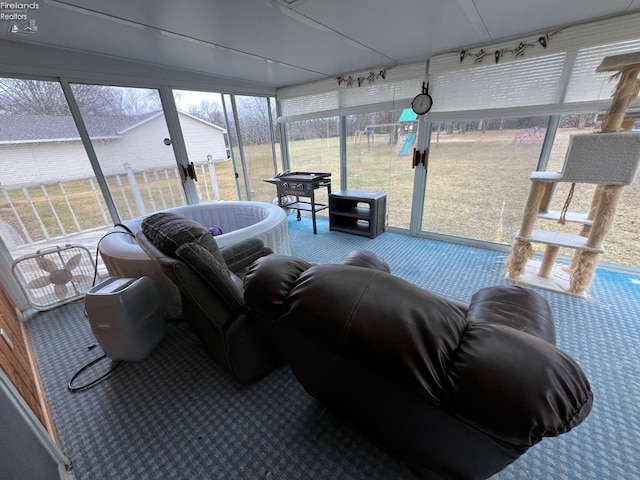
[0,111,160,143]
[0,111,224,143]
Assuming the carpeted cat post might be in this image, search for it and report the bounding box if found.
[570,51,640,292]
[506,51,640,296]
[598,51,640,133]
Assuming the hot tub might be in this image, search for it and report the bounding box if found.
[98,201,289,318]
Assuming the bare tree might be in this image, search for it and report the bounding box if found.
[0,79,63,114]
[188,99,225,127]
[235,96,271,145]
[71,84,124,114]
[0,78,123,115]
[119,87,161,115]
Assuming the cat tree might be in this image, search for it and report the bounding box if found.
[505,51,640,296]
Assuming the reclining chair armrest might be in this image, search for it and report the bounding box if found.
[244,255,314,321]
[340,250,391,273]
[446,323,593,446]
[467,285,556,344]
[220,237,272,273]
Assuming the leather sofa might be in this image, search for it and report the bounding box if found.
[243,254,593,479]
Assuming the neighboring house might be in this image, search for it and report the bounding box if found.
[0,111,228,186]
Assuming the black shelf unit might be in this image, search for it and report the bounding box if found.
[329,190,386,238]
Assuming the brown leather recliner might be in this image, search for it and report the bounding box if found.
[243,254,593,480]
[136,212,283,383]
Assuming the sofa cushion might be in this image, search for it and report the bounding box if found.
[276,264,468,403]
[243,254,315,321]
[174,242,245,311]
[220,237,271,273]
[141,212,229,276]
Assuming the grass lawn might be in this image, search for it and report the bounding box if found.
[2,128,638,267]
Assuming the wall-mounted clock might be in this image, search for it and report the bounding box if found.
[411,82,433,115]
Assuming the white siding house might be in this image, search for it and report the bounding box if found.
[0,111,228,186]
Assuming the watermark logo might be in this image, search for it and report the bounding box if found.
[1,2,39,35]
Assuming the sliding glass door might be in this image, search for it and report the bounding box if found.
[173,89,239,202]
[345,109,417,229]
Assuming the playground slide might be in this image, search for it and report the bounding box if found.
[399,133,415,156]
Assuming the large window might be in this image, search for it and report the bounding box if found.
[277,61,425,219]
[0,78,112,259]
[286,116,341,209]
[541,113,640,267]
[70,84,187,221]
[423,116,549,244]
[0,73,282,309]
[233,95,279,203]
[421,13,640,269]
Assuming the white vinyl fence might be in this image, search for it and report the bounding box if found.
[0,161,226,251]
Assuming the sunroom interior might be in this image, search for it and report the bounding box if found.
[1,1,640,479]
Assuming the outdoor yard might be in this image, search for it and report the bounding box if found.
[284,127,640,267]
[1,127,638,267]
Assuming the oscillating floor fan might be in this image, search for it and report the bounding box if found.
[12,244,95,311]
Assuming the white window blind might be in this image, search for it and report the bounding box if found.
[428,12,640,119]
[429,53,568,113]
[565,38,640,104]
[277,62,426,122]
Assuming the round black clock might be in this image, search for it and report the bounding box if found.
[411,93,433,115]
[411,82,433,115]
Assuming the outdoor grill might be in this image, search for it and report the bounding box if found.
[264,171,331,234]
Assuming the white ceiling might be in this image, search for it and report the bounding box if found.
[2,0,640,89]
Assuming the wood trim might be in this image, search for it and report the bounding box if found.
[19,305,62,446]
[0,282,60,445]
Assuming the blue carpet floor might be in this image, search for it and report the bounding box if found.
[24,215,640,479]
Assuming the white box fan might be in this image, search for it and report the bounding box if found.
[12,244,96,311]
